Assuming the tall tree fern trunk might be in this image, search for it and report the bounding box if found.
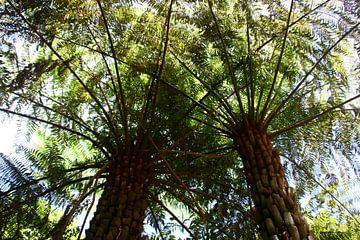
[235,125,312,240]
[86,156,153,240]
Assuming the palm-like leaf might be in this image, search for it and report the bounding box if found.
[0,0,359,239]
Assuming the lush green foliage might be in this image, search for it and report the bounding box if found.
[0,0,359,239]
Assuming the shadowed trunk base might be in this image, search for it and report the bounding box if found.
[86,156,153,240]
[235,126,312,240]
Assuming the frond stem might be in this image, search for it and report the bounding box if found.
[207,0,246,118]
[144,127,206,222]
[12,92,99,139]
[95,0,129,150]
[159,79,233,129]
[77,174,100,240]
[149,206,166,240]
[86,25,118,118]
[245,0,255,119]
[255,0,331,52]
[152,195,196,238]
[52,164,107,238]
[143,0,174,126]
[283,154,360,225]
[271,93,360,138]
[0,108,99,148]
[170,51,238,125]
[265,22,359,127]
[260,0,294,123]
[6,0,121,150]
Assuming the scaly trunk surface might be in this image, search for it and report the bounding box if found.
[235,125,312,240]
[86,156,153,240]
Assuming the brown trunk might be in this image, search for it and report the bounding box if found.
[85,156,153,240]
[235,126,312,240]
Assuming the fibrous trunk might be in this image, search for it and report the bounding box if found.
[86,156,153,240]
[235,126,312,240]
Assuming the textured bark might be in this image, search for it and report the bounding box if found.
[235,126,312,240]
[85,156,153,240]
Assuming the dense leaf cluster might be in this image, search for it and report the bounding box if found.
[0,0,359,239]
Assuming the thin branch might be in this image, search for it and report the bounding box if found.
[52,164,107,239]
[80,55,120,130]
[86,25,118,117]
[271,93,360,138]
[0,108,95,144]
[65,163,103,173]
[260,0,294,123]
[328,108,359,113]
[156,182,234,238]
[77,175,100,240]
[3,164,102,196]
[153,0,174,99]
[172,51,249,123]
[255,85,264,120]
[183,80,222,115]
[95,0,129,150]
[144,127,206,223]
[161,168,240,194]
[157,69,241,149]
[263,72,287,119]
[243,0,255,120]
[6,0,123,152]
[155,181,200,214]
[54,35,129,65]
[253,44,278,119]
[61,30,234,129]
[12,91,100,141]
[170,50,237,125]
[265,23,360,127]
[271,81,334,119]
[149,206,166,240]
[37,91,92,129]
[159,79,233,130]
[1,176,101,215]
[282,154,360,225]
[6,0,121,148]
[143,0,174,125]
[187,115,232,136]
[255,0,331,52]
[158,149,223,158]
[207,0,246,118]
[2,176,49,196]
[247,48,255,120]
[159,112,230,160]
[95,79,115,119]
[151,194,196,239]
[157,145,233,168]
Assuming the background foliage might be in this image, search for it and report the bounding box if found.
[0,0,359,239]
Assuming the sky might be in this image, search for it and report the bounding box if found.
[0,117,17,155]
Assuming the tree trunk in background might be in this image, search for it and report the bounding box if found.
[86,156,153,240]
[235,125,312,240]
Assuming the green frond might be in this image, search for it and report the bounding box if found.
[1,0,359,238]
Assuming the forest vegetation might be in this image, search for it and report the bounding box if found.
[0,0,359,239]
